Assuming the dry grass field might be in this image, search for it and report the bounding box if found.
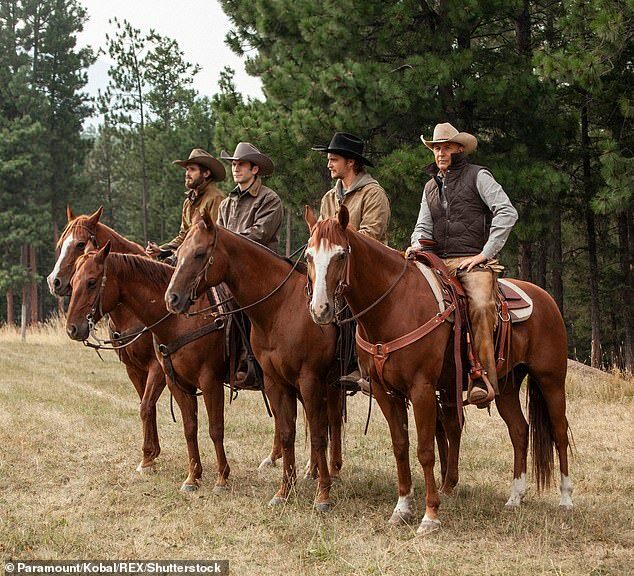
[1,318,632,575]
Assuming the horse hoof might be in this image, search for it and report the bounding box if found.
[314,500,331,513]
[268,496,287,507]
[258,456,276,469]
[504,500,521,510]
[212,484,227,495]
[388,510,414,526]
[180,482,199,492]
[416,518,441,535]
[136,462,155,474]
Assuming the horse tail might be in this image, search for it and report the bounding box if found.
[528,375,555,492]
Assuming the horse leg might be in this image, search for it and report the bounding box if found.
[300,378,332,511]
[528,369,573,509]
[169,385,202,491]
[496,365,529,508]
[137,362,167,472]
[437,403,462,495]
[259,395,283,469]
[372,386,414,526]
[410,380,442,534]
[200,376,230,494]
[266,382,297,506]
[327,385,343,480]
[435,416,448,487]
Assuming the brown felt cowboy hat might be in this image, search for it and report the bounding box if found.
[421,123,478,155]
[220,142,275,176]
[311,132,374,167]
[172,148,226,181]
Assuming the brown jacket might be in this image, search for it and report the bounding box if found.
[319,172,390,244]
[161,180,225,251]
[217,177,284,252]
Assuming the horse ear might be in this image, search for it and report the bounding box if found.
[86,206,104,228]
[304,205,317,231]
[95,240,111,264]
[338,205,349,230]
[201,210,214,230]
[66,205,75,222]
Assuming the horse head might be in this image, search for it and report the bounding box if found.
[66,240,116,341]
[47,206,104,296]
[304,204,351,325]
[165,211,224,314]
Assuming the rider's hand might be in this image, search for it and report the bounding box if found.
[458,253,487,272]
[405,246,417,259]
[145,241,161,258]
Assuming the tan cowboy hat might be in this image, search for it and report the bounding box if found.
[421,123,478,155]
[220,142,275,176]
[172,148,226,181]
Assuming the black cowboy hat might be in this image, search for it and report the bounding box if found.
[311,132,374,167]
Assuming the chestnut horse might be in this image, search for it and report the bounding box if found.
[48,207,285,473]
[305,206,572,534]
[164,213,343,511]
[48,207,167,472]
[66,242,232,491]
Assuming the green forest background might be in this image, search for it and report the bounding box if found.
[0,0,632,371]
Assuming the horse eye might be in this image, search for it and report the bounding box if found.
[77,242,86,250]
[87,278,97,289]
[334,253,345,261]
[194,250,206,259]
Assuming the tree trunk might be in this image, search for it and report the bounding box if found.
[285,209,291,257]
[618,210,634,373]
[550,200,564,313]
[6,291,15,325]
[30,245,38,324]
[519,241,532,281]
[581,103,602,368]
[535,240,547,288]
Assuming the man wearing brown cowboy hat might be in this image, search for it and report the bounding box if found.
[218,142,284,388]
[410,122,518,405]
[313,132,390,244]
[146,148,226,260]
[313,132,391,392]
[218,142,283,252]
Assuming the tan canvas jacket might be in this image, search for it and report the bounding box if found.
[319,172,391,244]
[161,180,225,251]
[217,177,284,252]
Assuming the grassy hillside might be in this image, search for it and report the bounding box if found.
[0,320,632,575]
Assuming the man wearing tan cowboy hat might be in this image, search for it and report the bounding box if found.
[313,132,391,393]
[218,142,283,388]
[313,132,390,244]
[410,122,518,405]
[146,148,226,261]
[218,142,283,252]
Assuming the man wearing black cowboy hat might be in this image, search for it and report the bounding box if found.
[313,132,391,393]
[218,142,283,252]
[313,132,390,244]
[146,148,226,261]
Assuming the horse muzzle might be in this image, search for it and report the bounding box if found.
[310,300,334,325]
[165,290,191,315]
[47,274,71,297]
[66,321,89,341]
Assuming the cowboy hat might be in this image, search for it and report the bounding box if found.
[311,132,374,167]
[219,142,275,176]
[172,148,226,181]
[421,123,477,155]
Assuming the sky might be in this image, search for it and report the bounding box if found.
[76,0,263,112]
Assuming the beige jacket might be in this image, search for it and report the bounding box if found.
[319,172,390,244]
[161,180,225,251]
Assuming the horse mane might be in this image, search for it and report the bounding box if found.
[221,226,308,276]
[74,251,173,291]
[109,253,174,289]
